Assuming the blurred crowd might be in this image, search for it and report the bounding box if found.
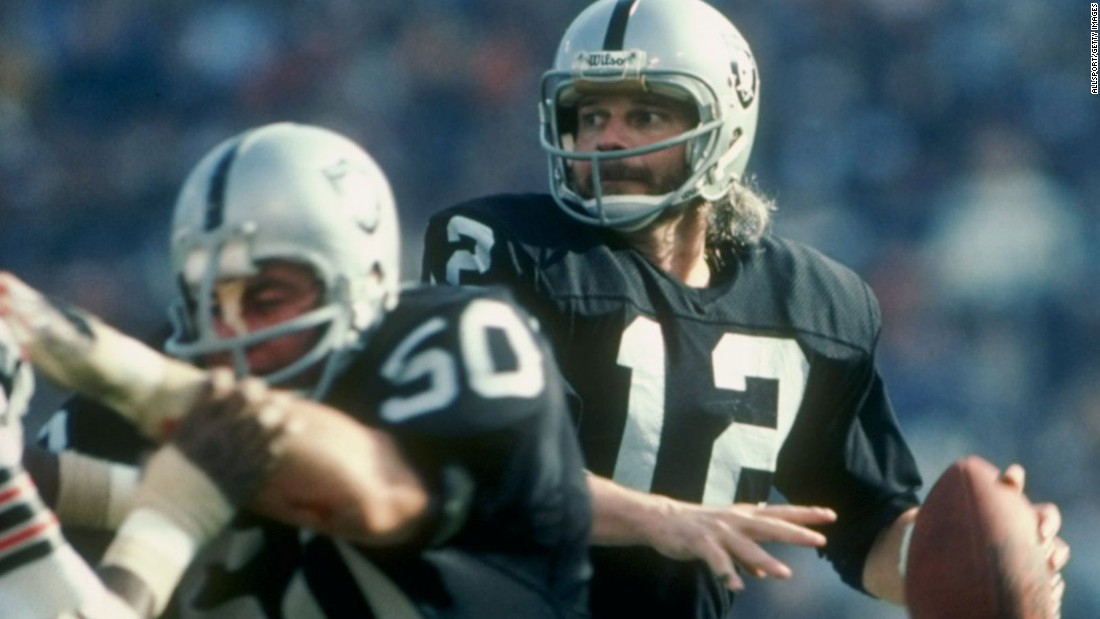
[0,0,1095,616]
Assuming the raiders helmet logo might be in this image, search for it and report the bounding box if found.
[730,48,757,109]
[323,158,381,233]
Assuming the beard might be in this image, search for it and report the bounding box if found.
[572,159,688,198]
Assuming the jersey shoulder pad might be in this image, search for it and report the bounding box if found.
[749,235,881,352]
[389,284,530,324]
[423,193,605,287]
[428,193,599,251]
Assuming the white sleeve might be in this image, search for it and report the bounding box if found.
[0,545,133,619]
[0,469,123,619]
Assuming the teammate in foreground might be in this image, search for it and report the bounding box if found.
[13,122,592,618]
[422,0,1069,617]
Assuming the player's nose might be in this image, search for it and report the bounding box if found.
[595,115,632,151]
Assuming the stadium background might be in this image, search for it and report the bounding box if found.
[0,0,1095,616]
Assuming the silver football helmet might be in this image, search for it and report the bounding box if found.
[165,122,399,398]
[540,0,760,230]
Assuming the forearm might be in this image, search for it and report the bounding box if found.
[862,506,918,604]
[247,397,430,545]
[97,444,237,616]
[587,472,669,546]
[587,471,838,592]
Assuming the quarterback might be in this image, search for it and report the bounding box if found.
[422,0,1069,617]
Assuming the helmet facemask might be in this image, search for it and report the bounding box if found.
[541,66,725,230]
[168,241,365,399]
[539,0,760,231]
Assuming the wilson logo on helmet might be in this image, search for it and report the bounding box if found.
[573,50,646,80]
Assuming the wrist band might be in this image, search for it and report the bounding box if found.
[132,444,233,541]
[56,451,138,530]
[100,507,200,615]
[100,444,235,615]
[897,521,916,579]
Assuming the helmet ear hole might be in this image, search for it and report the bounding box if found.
[368,263,386,302]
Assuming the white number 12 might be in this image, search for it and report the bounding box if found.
[614,316,809,505]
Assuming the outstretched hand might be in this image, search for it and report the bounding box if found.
[588,474,836,593]
[646,498,837,591]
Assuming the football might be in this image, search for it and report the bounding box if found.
[904,455,1053,619]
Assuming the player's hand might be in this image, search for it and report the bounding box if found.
[1000,464,1069,618]
[0,320,34,468]
[170,368,295,505]
[645,497,837,592]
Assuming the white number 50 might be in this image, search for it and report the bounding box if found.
[379,299,545,423]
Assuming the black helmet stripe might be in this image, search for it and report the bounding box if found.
[203,138,244,232]
[603,0,639,51]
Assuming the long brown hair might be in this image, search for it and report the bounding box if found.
[707,175,775,259]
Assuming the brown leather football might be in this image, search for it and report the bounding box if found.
[904,455,1053,619]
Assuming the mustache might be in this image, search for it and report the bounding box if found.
[591,161,653,183]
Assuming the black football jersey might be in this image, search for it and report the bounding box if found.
[422,193,922,619]
[41,285,592,619]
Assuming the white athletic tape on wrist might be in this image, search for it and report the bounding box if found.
[100,508,201,615]
[108,461,140,527]
[56,451,138,530]
[134,444,234,543]
[101,445,234,614]
[898,521,916,580]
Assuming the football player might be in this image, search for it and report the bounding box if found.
[22,122,592,618]
[422,0,1069,617]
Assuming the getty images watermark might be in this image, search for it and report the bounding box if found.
[1092,3,1099,94]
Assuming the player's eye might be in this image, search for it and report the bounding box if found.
[248,291,288,314]
[629,109,667,129]
[577,109,607,130]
